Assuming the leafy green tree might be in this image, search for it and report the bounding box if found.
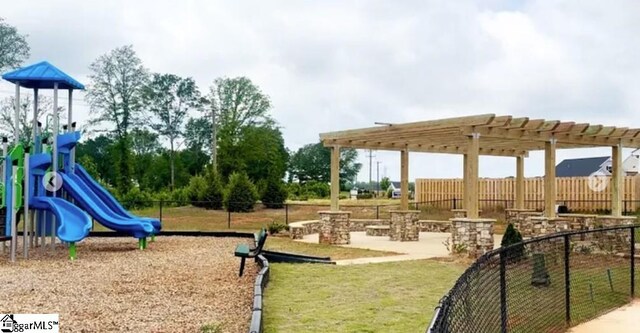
[187,174,207,207]
[184,117,211,152]
[86,45,149,192]
[205,77,272,167]
[379,177,391,191]
[261,177,288,208]
[224,172,258,212]
[130,128,160,156]
[288,142,362,188]
[0,18,30,72]
[501,224,525,261]
[142,73,201,189]
[202,167,224,210]
[218,125,288,182]
[75,135,118,186]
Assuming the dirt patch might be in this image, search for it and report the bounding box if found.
[0,236,256,332]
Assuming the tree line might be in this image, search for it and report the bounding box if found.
[0,18,363,211]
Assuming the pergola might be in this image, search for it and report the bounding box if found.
[320,114,640,219]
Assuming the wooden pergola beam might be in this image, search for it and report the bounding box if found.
[323,140,528,157]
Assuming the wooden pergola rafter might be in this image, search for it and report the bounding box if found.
[320,114,631,219]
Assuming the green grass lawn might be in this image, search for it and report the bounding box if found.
[263,259,466,333]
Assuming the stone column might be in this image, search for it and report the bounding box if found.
[389,210,420,241]
[450,218,496,258]
[318,211,351,245]
[593,216,637,251]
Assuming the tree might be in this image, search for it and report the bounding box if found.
[380,177,391,191]
[261,177,288,209]
[501,224,525,261]
[288,142,362,187]
[75,135,118,186]
[0,18,30,72]
[143,73,201,189]
[130,128,160,156]
[184,117,211,152]
[202,167,224,210]
[218,125,288,182]
[224,172,258,212]
[205,77,272,167]
[86,45,149,192]
[0,95,62,143]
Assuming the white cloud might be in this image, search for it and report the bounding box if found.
[1,0,639,182]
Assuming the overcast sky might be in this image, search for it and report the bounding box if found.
[1,0,639,182]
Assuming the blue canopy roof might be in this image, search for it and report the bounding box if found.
[1,61,84,90]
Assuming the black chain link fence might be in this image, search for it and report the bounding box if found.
[428,225,638,333]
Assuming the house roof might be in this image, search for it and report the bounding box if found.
[1,61,84,90]
[555,156,609,177]
[391,181,401,189]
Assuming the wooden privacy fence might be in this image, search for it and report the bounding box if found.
[416,176,640,212]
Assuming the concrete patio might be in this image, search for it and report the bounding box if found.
[297,231,503,265]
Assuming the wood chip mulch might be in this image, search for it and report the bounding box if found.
[0,236,257,332]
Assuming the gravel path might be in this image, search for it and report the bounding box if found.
[0,236,256,332]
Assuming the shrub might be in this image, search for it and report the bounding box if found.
[224,172,258,212]
[267,220,288,235]
[261,177,288,209]
[501,223,524,261]
[202,169,224,210]
[356,192,373,199]
[170,188,190,207]
[386,188,393,198]
[303,181,330,198]
[120,187,154,210]
[187,175,208,207]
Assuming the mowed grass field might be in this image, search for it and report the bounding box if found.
[263,259,467,333]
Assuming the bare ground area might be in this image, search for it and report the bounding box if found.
[0,236,257,333]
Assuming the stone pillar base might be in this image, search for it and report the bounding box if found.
[451,209,482,218]
[389,210,420,241]
[527,216,570,237]
[593,216,638,251]
[558,214,597,240]
[318,211,351,245]
[505,209,541,236]
[450,218,495,258]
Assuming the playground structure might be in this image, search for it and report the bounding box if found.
[0,61,161,262]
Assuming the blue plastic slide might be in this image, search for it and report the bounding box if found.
[60,172,155,239]
[73,164,161,232]
[30,197,91,242]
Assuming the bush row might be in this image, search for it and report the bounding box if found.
[117,170,289,213]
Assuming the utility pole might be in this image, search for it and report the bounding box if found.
[376,161,381,196]
[367,149,375,191]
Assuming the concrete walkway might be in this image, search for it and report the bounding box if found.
[298,232,502,265]
[569,300,640,333]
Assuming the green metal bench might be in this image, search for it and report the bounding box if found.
[235,228,268,277]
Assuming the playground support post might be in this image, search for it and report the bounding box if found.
[10,165,17,262]
[13,83,19,144]
[1,137,6,254]
[50,82,58,249]
[23,150,29,258]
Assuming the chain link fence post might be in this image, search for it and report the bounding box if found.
[228,210,231,229]
[159,199,163,224]
[499,252,508,333]
[285,204,289,225]
[631,227,636,298]
[564,234,571,326]
[376,205,380,219]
